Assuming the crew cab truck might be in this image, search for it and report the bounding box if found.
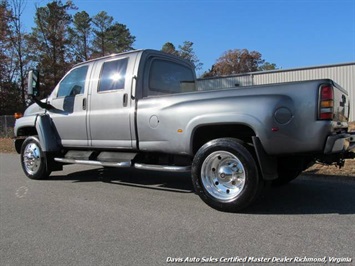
[14,49,355,212]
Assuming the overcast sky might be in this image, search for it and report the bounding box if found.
[21,0,355,74]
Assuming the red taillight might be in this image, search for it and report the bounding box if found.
[319,112,333,120]
[318,84,334,120]
[321,85,333,100]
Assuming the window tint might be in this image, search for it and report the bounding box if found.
[148,60,195,95]
[57,66,88,97]
[98,58,128,92]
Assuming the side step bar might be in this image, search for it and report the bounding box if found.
[135,163,191,172]
[54,158,131,168]
[54,158,191,172]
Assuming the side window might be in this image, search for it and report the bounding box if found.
[57,66,88,97]
[148,60,195,96]
[98,58,128,92]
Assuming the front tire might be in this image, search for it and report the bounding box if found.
[192,138,263,212]
[20,136,51,180]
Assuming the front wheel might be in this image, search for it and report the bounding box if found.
[20,136,51,180]
[192,138,263,212]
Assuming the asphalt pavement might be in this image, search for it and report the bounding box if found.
[1,153,354,266]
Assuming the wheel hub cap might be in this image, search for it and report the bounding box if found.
[23,143,41,175]
[201,151,246,202]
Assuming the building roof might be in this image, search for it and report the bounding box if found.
[199,61,355,80]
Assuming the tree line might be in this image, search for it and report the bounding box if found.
[0,0,276,115]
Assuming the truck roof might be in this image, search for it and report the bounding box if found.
[73,49,195,70]
[73,49,146,67]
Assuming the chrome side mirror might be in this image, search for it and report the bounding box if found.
[27,70,40,97]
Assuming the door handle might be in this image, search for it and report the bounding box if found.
[83,98,87,110]
[123,93,128,107]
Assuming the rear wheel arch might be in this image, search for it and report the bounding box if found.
[191,124,256,155]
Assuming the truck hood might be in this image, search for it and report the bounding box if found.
[24,101,45,116]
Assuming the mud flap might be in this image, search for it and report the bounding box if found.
[35,114,62,152]
[252,136,278,180]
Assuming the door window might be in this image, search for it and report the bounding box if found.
[57,66,89,97]
[98,58,128,92]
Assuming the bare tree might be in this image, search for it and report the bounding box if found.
[27,0,76,93]
[0,0,23,114]
[8,0,27,106]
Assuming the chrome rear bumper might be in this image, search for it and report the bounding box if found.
[324,132,355,154]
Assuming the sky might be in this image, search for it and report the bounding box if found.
[20,0,355,75]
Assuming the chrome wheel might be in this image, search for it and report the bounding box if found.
[23,142,42,175]
[21,136,51,180]
[201,151,246,202]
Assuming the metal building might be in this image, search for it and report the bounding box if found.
[197,62,355,121]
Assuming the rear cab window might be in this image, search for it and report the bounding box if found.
[145,59,195,97]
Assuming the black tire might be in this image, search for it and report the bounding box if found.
[20,136,51,180]
[271,157,309,186]
[271,170,301,186]
[192,138,263,212]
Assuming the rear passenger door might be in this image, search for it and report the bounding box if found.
[88,55,136,149]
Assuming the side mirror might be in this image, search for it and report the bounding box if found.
[27,70,40,97]
[26,70,52,110]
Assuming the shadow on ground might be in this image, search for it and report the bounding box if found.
[49,167,194,193]
[48,167,355,215]
[248,176,355,215]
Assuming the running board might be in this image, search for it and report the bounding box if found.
[54,158,191,172]
[134,163,191,172]
[54,158,131,168]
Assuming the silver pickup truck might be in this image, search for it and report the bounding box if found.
[14,49,355,212]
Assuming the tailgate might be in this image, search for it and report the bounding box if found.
[333,82,350,123]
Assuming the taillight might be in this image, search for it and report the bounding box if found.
[318,84,334,120]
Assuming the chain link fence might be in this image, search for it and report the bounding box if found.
[0,115,15,138]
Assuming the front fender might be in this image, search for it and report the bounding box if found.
[15,114,62,153]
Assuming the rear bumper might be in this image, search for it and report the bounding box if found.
[324,132,355,154]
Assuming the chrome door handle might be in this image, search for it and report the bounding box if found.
[83,98,87,110]
[123,93,128,107]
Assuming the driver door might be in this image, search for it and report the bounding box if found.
[48,64,91,147]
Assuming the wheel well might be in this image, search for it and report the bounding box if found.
[17,126,37,137]
[192,124,256,154]
[14,127,38,153]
